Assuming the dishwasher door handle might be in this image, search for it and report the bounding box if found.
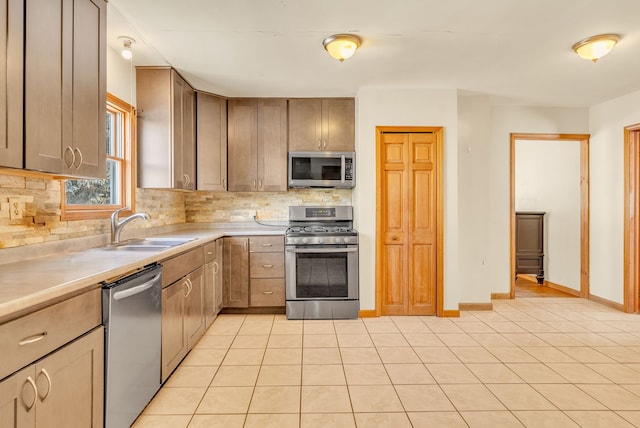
[113,273,161,301]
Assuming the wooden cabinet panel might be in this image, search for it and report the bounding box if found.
[161,279,188,382]
[185,267,204,348]
[515,212,545,284]
[250,279,285,307]
[223,237,249,308]
[137,67,196,189]
[160,246,204,288]
[0,288,101,381]
[214,239,224,314]
[288,98,354,151]
[34,328,103,428]
[228,98,287,192]
[0,0,23,169]
[0,366,34,427]
[249,236,284,253]
[24,0,106,178]
[204,239,224,328]
[197,93,227,191]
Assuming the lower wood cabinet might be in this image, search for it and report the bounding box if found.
[223,237,249,308]
[204,239,224,329]
[161,266,204,382]
[0,327,103,428]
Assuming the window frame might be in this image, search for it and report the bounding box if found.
[61,93,136,220]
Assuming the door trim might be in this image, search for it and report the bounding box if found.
[375,126,445,316]
[624,123,640,313]
[510,133,590,299]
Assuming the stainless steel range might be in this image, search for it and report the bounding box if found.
[285,206,359,319]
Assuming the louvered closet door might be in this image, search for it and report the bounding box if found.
[380,132,437,315]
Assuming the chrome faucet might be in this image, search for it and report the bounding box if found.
[110,208,150,244]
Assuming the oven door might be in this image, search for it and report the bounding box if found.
[285,245,359,300]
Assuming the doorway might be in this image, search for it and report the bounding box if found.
[510,133,590,299]
[375,126,443,316]
[624,123,640,313]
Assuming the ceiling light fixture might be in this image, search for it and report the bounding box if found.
[322,34,362,62]
[572,33,620,63]
[118,36,136,60]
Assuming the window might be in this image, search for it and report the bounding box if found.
[61,93,136,220]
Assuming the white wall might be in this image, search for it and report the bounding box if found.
[457,97,589,303]
[353,88,459,311]
[589,89,640,304]
[515,140,581,291]
[106,45,136,106]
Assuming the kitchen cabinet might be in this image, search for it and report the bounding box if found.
[288,98,355,152]
[137,67,196,190]
[223,237,249,308]
[197,92,228,191]
[249,236,285,307]
[160,247,205,381]
[0,288,103,428]
[227,98,287,192]
[204,239,224,329]
[0,0,23,169]
[23,0,106,178]
[515,211,545,284]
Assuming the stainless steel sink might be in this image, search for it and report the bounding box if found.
[100,237,195,251]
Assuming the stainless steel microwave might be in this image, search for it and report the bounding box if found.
[288,151,355,188]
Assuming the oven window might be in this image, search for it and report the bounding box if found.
[295,252,348,298]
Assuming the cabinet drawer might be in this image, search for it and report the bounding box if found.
[250,279,285,307]
[249,236,284,253]
[204,241,217,263]
[0,288,101,380]
[161,246,205,288]
[250,252,284,278]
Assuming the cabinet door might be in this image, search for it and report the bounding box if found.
[197,93,228,191]
[204,261,216,329]
[24,0,69,173]
[172,72,189,189]
[185,267,205,348]
[223,237,249,308]
[257,99,288,192]
[71,0,106,178]
[34,327,103,428]
[0,366,35,427]
[228,99,258,191]
[161,280,188,382]
[322,98,355,151]
[288,98,322,151]
[182,84,196,190]
[0,0,23,169]
[215,239,224,313]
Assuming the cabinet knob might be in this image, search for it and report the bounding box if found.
[391,235,398,241]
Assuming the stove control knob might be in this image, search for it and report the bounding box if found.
[334,237,342,244]
[343,237,351,244]
[318,238,324,244]
[302,237,309,244]
[291,238,298,244]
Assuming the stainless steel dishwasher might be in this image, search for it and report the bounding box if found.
[102,263,162,428]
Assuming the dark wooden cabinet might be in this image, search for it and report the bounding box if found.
[515,212,545,284]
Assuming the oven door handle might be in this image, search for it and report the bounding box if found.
[286,247,358,254]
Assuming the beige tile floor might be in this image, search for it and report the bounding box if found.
[132,297,640,427]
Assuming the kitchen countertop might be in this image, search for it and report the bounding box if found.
[0,224,287,324]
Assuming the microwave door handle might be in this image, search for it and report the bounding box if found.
[341,155,345,183]
[286,247,358,254]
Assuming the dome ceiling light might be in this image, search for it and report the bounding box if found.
[572,33,620,63]
[322,34,362,62]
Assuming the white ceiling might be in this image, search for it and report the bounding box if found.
[107,0,640,107]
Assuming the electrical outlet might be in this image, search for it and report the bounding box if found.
[9,198,23,220]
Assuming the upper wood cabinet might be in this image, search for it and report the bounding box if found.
[0,0,23,169]
[196,92,227,191]
[22,0,106,178]
[228,98,287,192]
[137,67,196,190]
[289,98,355,152]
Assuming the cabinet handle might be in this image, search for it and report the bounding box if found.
[23,377,37,410]
[222,178,227,190]
[213,261,219,274]
[258,178,263,190]
[244,240,248,252]
[323,140,327,149]
[183,279,191,297]
[207,251,213,255]
[317,139,321,149]
[73,147,83,169]
[37,369,52,401]
[183,174,190,187]
[64,146,75,168]
[261,243,272,247]
[263,291,273,295]
[262,264,273,268]
[19,332,48,346]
